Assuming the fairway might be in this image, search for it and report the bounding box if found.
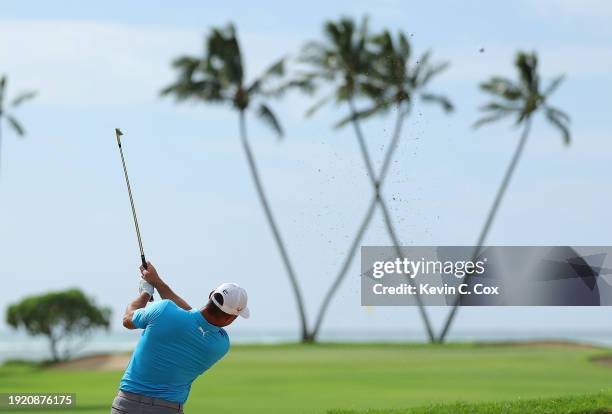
[1,343,611,414]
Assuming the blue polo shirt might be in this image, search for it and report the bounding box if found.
[120,300,229,403]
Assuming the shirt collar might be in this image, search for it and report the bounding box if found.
[191,309,221,332]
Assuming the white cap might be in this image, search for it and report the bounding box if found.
[211,283,250,319]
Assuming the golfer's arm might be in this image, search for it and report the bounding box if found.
[155,281,192,311]
[122,292,150,330]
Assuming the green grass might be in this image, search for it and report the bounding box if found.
[1,343,611,414]
[330,391,612,414]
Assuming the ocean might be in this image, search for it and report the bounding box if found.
[2,328,612,363]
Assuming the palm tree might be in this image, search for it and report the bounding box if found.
[0,75,36,174]
[437,51,570,342]
[161,24,310,341]
[297,18,452,342]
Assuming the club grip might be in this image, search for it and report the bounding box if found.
[141,255,154,302]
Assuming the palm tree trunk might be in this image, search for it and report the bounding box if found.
[310,104,404,341]
[348,99,377,181]
[237,110,310,341]
[310,195,377,339]
[310,100,436,342]
[437,118,533,343]
[347,98,435,343]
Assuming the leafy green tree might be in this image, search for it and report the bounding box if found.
[6,289,111,361]
[438,51,570,342]
[161,24,310,341]
[297,18,452,342]
[0,74,36,173]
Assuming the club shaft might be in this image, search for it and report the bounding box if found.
[115,130,152,302]
[116,136,147,268]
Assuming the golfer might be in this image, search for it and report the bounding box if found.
[111,262,249,414]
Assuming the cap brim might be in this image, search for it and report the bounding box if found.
[238,306,250,319]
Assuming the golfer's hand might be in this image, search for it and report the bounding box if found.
[139,279,154,297]
[140,261,162,287]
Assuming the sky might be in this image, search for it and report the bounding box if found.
[1,0,611,341]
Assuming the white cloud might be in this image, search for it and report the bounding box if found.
[2,17,610,113]
[0,20,199,107]
[0,20,303,109]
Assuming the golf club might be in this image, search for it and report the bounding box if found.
[114,128,153,301]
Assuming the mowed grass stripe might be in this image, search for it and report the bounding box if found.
[0,343,611,414]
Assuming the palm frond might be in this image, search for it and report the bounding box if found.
[323,20,343,52]
[545,108,571,145]
[11,91,37,107]
[333,102,387,129]
[515,109,532,126]
[295,69,335,83]
[476,51,569,137]
[543,75,565,97]
[298,42,334,67]
[418,61,450,87]
[335,84,352,102]
[256,103,283,138]
[479,102,521,113]
[6,115,25,136]
[171,56,201,76]
[545,105,570,123]
[412,50,431,86]
[480,77,523,101]
[359,82,386,100]
[248,58,285,95]
[516,52,539,94]
[356,15,369,56]
[207,24,244,87]
[269,78,317,98]
[473,111,513,129]
[262,58,285,78]
[160,79,226,102]
[397,32,411,61]
[305,92,335,117]
[301,16,373,101]
[162,35,238,105]
[247,79,262,96]
[370,30,391,49]
[161,56,205,99]
[420,93,454,112]
[0,75,6,109]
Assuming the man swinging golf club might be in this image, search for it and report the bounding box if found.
[111,262,249,414]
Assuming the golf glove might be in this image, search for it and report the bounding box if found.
[139,279,155,297]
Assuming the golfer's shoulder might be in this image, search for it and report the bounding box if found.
[198,324,229,358]
[156,299,175,310]
[216,328,230,352]
[151,299,175,315]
